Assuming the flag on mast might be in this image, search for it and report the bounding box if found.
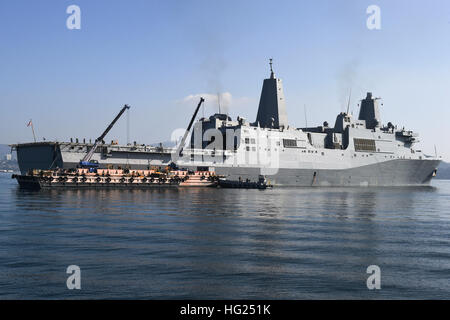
[27,119,36,142]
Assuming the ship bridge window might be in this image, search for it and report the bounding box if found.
[354,138,376,152]
[283,139,297,148]
[245,138,250,144]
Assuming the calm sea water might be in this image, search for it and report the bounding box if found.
[0,173,449,299]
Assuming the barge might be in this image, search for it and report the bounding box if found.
[13,168,219,190]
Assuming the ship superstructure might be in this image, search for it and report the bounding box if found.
[11,61,441,186]
[178,62,440,186]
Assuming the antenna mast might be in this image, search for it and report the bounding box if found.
[269,58,274,78]
[346,88,352,115]
[217,93,221,114]
[304,104,308,128]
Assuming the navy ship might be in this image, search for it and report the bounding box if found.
[11,61,441,186]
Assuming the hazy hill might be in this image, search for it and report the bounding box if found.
[0,144,13,158]
[0,144,16,160]
[0,144,18,172]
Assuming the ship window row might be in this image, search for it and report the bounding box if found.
[354,138,376,152]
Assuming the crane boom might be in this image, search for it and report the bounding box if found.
[80,104,130,165]
[173,97,205,162]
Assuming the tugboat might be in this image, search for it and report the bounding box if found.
[218,175,272,190]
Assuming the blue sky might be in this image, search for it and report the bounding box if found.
[0,0,449,160]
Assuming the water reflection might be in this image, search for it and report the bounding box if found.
[1,176,449,299]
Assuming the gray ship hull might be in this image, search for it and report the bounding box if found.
[212,159,440,187]
[13,142,63,175]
